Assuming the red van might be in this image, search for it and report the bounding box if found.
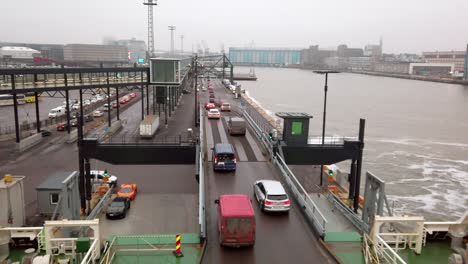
[215,194,255,247]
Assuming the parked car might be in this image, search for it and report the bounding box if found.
[112,102,118,108]
[106,197,131,219]
[40,130,51,137]
[119,98,127,104]
[90,98,98,104]
[117,183,138,200]
[84,114,94,122]
[70,112,78,119]
[208,109,221,119]
[205,103,216,110]
[70,118,79,127]
[56,123,68,131]
[90,170,118,187]
[103,104,111,112]
[129,92,137,98]
[220,103,231,112]
[93,110,104,117]
[72,104,81,110]
[253,180,291,212]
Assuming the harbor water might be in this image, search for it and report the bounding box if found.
[237,67,468,221]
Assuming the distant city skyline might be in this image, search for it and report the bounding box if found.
[1,0,467,54]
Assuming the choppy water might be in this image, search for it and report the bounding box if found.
[237,67,468,221]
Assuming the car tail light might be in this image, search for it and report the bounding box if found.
[282,200,291,205]
[233,155,237,164]
[264,200,274,205]
[214,156,218,164]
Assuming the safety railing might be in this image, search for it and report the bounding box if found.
[102,132,196,145]
[308,136,359,145]
[273,155,328,237]
[372,235,407,264]
[243,107,328,237]
[199,106,206,239]
[80,239,100,264]
[87,187,113,220]
[326,193,370,233]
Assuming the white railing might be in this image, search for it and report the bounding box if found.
[80,239,100,264]
[273,154,328,237]
[199,105,206,239]
[374,235,407,264]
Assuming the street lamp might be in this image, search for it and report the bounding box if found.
[313,70,339,186]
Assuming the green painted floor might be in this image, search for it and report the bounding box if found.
[399,240,452,264]
[325,232,365,264]
[111,246,201,264]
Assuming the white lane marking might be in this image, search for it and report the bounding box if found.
[231,136,248,162]
[205,116,214,161]
[217,117,229,144]
[245,130,266,161]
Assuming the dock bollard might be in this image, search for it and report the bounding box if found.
[173,234,184,257]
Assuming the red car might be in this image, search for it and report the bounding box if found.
[129,92,137,98]
[112,102,118,108]
[119,98,127,104]
[117,183,138,200]
[205,103,216,110]
[56,123,68,131]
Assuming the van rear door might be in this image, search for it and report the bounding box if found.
[223,217,255,245]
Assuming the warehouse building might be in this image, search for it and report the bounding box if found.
[229,48,301,66]
[64,44,128,63]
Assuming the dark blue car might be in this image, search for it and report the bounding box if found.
[213,144,237,171]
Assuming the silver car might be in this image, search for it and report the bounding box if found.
[253,180,290,212]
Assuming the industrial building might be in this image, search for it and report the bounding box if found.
[0,42,64,61]
[373,62,410,74]
[0,46,41,66]
[229,48,301,66]
[64,44,128,63]
[301,45,336,68]
[337,45,364,58]
[465,45,468,80]
[409,63,454,76]
[422,50,465,74]
[348,57,372,71]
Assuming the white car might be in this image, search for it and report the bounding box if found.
[90,98,98,104]
[83,100,91,106]
[90,170,118,186]
[93,110,104,117]
[207,109,221,119]
[72,104,81,110]
[253,180,291,212]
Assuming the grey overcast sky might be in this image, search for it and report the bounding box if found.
[1,0,467,54]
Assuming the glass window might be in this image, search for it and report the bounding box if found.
[50,193,59,204]
[291,121,302,135]
[267,194,288,201]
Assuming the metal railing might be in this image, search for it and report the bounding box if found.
[80,239,100,264]
[243,107,328,237]
[326,193,370,233]
[87,187,113,220]
[373,235,407,264]
[273,155,328,237]
[199,106,206,239]
[308,136,359,145]
[102,132,196,145]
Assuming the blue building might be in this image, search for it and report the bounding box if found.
[464,44,468,80]
[229,48,301,66]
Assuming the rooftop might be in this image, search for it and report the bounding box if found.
[36,171,76,190]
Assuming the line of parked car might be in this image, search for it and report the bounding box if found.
[53,92,137,132]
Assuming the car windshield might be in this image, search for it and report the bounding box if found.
[110,202,125,207]
[222,103,230,106]
[210,110,219,113]
[267,194,288,201]
[120,187,132,193]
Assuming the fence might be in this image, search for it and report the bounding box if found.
[242,106,328,237]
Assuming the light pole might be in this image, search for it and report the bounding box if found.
[168,26,176,54]
[313,70,339,186]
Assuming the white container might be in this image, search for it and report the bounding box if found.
[139,115,159,138]
[0,175,26,227]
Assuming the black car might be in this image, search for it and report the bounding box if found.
[40,130,51,137]
[84,114,94,122]
[106,197,130,219]
[70,118,79,127]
